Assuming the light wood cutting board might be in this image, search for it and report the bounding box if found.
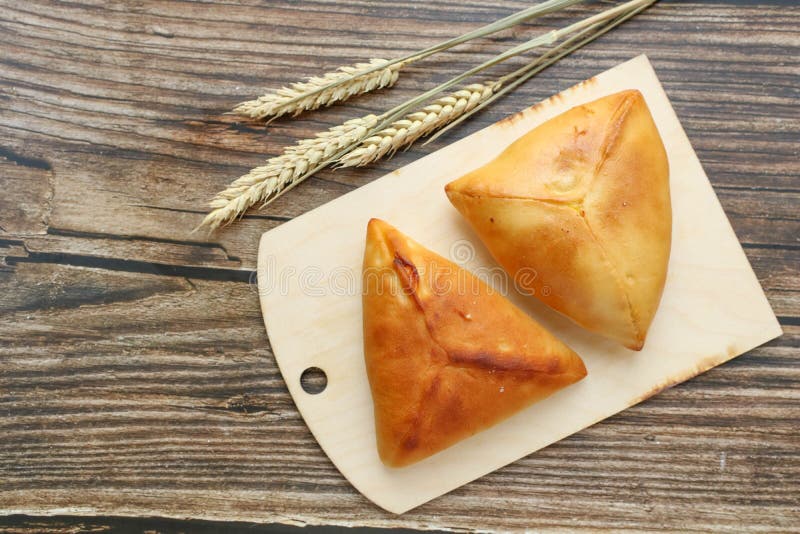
[256,55,782,514]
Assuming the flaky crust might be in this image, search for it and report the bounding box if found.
[445,90,671,350]
[362,218,587,467]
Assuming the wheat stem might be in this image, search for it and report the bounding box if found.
[360,0,651,143]
[427,0,656,144]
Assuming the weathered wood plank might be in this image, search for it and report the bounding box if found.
[0,0,798,530]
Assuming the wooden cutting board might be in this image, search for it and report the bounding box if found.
[256,55,782,514]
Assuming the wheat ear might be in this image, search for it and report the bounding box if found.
[338,82,499,168]
[233,59,401,120]
[197,115,378,231]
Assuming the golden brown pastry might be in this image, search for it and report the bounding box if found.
[445,90,671,350]
[362,218,587,467]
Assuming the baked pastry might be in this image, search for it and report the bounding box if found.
[362,218,587,467]
[445,90,671,350]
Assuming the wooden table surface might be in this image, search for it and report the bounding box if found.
[1,0,798,531]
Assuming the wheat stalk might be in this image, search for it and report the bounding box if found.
[338,82,499,167]
[233,0,587,121]
[233,59,401,120]
[198,115,378,231]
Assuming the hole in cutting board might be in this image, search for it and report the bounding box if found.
[300,367,327,394]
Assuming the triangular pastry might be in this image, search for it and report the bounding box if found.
[362,218,587,467]
[445,90,671,350]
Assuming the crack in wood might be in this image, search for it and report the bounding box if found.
[0,146,52,171]
[46,227,243,264]
[741,242,800,252]
[777,316,800,326]
[4,249,254,283]
[131,203,293,222]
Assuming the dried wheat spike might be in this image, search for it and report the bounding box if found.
[338,82,497,167]
[198,115,379,231]
[233,59,401,120]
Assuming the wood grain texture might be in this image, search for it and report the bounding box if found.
[0,0,798,531]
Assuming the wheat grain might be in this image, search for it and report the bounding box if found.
[233,59,401,120]
[198,115,378,231]
[337,82,498,168]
